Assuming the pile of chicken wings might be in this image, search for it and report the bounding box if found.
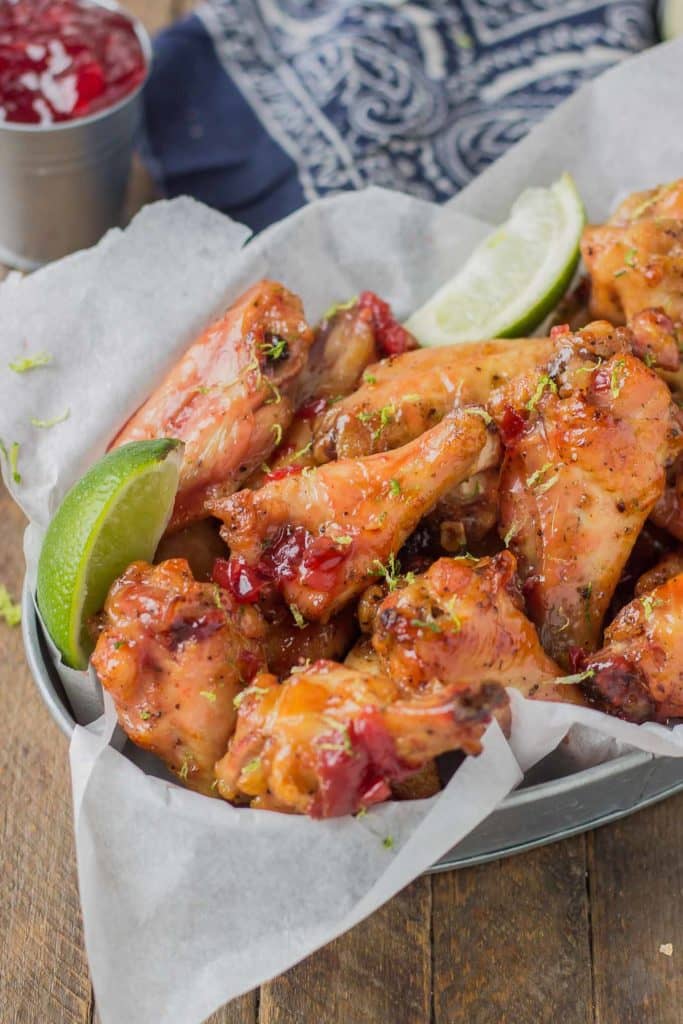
[90,180,683,817]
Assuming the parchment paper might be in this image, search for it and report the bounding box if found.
[2,36,683,1024]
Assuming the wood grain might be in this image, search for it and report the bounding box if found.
[589,795,683,1024]
[432,838,593,1024]
[260,877,432,1024]
[0,486,92,1024]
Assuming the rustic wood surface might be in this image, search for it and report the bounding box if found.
[1,2,682,1022]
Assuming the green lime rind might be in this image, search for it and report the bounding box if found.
[496,235,582,338]
[37,439,183,669]
[406,173,586,346]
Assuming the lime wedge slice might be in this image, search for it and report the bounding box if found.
[406,173,586,346]
[37,439,183,669]
[660,0,683,40]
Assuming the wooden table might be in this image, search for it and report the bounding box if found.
[2,3,683,1021]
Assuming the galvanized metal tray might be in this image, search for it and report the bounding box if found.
[23,583,683,871]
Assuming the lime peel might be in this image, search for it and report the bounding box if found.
[405,173,585,346]
[37,439,183,669]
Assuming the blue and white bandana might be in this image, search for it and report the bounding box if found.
[142,1,658,231]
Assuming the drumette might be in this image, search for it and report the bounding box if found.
[208,408,500,622]
[112,281,314,529]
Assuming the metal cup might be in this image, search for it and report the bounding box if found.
[0,3,151,270]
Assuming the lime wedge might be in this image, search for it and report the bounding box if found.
[37,439,183,669]
[405,173,585,346]
[660,0,683,39]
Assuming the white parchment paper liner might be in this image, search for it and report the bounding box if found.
[2,36,683,1024]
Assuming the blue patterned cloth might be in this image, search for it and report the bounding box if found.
[141,1,658,232]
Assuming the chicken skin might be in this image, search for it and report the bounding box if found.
[427,467,500,551]
[244,300,380,489]
[214,661,506,816]
[492,326,683,667]
[208,408,500,623]
[112,281,314,530]
[312,337,554,462]
[91,559,266,794]
[635,547,683,595]
[585,571,683,722]
[372,552,585,705]
[261,603,358,680]
[582,180,683,325]
[300,299,380,403]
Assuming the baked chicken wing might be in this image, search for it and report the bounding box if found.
[585,571,683,722]
[91,559,266,794]
[492,326,683,666]
[312,337,554,462]
[244,300,380,489]
[372,551,584,705]
[214,660,505,816]
[112,281,314,530]
[582,180,683,325]
[208,408,500,623]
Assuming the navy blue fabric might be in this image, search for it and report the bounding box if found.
[141,1,658,233]
[142,14,304,231]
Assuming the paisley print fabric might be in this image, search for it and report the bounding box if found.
[142,1,657,229]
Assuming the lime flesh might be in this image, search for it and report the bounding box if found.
[37,439,183,669]
[406,173,586,346]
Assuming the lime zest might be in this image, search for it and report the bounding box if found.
[323,296,357,321]
[31,409,70,429]
[0,440,22,483]
[9,351,52,373]
[0,585,21,626]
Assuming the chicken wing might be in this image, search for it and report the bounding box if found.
[244,301,379,489]
[208,408,500,623]
[91,559,266,794]
[312,337,554,462]
[112,281,314,530]
[585,571,683,722]
[300,299,380,402]
[261,602,358,680]
[214,660,505,816]
[427,467,500,551]
[372,552,584,705]
[492,329,683,667]
[582,180,683,325]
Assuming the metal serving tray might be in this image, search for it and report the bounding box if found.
[23,584,683,871]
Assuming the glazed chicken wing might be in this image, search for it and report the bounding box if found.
[585,571,683,722]
[261,603,358,680]
[312,338,554,462]
[582,180,683,325]
[372,552,585,705]
[492,326,683,667]
[91,559,266,794]
[112,281,314,530]
[214,661,506,816]
[300,299,380,402]
[244,300,380,489]
[208,408,500,623]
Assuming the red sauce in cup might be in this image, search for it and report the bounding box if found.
[0,0,146,125]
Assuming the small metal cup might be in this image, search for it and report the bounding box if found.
[0,2,151,270]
